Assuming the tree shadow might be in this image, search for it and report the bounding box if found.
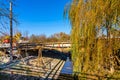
[0,72,50,80]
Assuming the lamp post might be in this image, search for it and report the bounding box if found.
[10,1,13,61]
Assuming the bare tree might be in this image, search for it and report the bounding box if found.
[0,0,18,36]
[49,32,70,42]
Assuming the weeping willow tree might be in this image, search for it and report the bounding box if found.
[65,0,120,79]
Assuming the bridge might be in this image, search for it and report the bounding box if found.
[0,42,71,57]
[0,42,72,80]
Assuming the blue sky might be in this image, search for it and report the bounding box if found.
[14,0,71,37]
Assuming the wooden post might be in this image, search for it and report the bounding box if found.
[10,2,13,61]
[37,47,44,67]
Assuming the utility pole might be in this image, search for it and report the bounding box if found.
[10,1,13,61]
